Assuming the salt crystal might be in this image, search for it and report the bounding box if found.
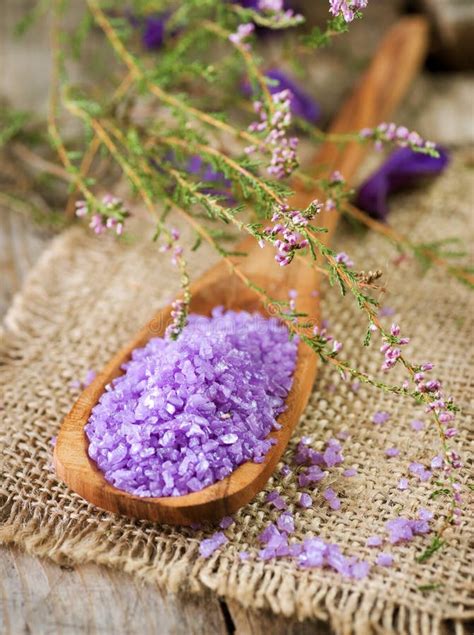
[199,531,228,558]
[376,553,394,567]
[366,535,382,548]
[299,493,312,508]
[85,309,298,497]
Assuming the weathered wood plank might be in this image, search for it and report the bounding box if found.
[0,546,230,635]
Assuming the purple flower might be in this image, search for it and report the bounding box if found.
[385,447,399,458]
[329,0,368,23]
[142,15,167,50]
[355,146,449,220]
[243,69,320,124]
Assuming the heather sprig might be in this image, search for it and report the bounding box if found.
[40,0,466,564]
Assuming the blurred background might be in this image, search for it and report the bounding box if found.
[1,0,473,314]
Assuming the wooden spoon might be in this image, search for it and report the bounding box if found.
[54,17,428,525]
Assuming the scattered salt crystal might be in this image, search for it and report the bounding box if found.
[277,512,295,534]
[385,509,433,544]
[397,478,409,491]
[366,535,383,548]
[219,516,234,530]
[199,531,228,558]
[379,306,395,317]
[323,488,341,510]
[372,411,391,425]
[83,369,97,386]
[409,462,432,482]
[430,455,444,470]
[299,493,312,508]
[351,560,371,579]
[376,552,394,567]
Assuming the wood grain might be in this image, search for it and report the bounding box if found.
[0,546,230,635]
[54,16,429,526]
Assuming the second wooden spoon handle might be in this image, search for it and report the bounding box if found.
[291,15,429,244]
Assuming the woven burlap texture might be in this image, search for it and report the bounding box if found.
[1,156,473,635]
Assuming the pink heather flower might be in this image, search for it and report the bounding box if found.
[259,0,283,10]
[257,0,304,25]
[229,23,255,48]
[335,252,354,268]
[332,340,343,354]
[329,170,345,184]
[166,298,188,339]
[360,122,436,155]
[246,90,299,179]
[329,0,368,23]
[264,201,320,266]
[325,198,336,211]
[75,200,88,216]
[445,427,458,438]
[78,195,130,236]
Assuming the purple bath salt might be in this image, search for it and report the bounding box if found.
[85,308,298,497]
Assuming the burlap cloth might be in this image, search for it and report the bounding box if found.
[1,154,473,634]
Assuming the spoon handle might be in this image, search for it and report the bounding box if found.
[291,15,429,245]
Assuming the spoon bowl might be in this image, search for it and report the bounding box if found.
[54,17,428,524]
[54,236,319,524]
